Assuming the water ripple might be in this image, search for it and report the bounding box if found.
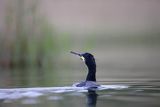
[0,85,128,101]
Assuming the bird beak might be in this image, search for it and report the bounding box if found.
[70,51,81,56]
[70,51,85,62]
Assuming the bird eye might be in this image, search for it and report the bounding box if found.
[80,56,85,62]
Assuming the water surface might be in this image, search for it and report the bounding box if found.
[0,81,160,107]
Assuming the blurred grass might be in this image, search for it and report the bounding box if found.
[1,0,159,69]
[0,0,63,69]
[0,0,70,87]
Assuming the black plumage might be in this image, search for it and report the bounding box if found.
[71,51,99,88]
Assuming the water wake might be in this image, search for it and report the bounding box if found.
[0,85,129,100]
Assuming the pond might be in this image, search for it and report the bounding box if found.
[0,78,160,107]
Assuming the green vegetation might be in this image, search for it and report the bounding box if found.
[0,0,62,69]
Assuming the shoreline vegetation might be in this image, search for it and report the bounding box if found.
[0,0,160,69]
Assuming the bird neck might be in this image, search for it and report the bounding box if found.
[86,65,96,81]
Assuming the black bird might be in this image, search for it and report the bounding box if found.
[71,51,100,88]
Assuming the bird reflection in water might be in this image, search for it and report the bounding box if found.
[86,89,98,107]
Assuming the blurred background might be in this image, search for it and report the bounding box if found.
[0,0,160,87]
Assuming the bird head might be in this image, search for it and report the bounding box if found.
[70,51,96,68]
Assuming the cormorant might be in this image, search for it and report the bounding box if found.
[71,51,100,88]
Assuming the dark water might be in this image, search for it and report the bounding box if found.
[0,80,160,107]
[0,63,160,107]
